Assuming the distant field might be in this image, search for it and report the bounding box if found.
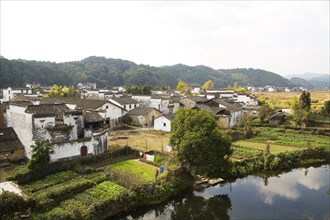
[233,141,305,154]
[110,130,171,152]
[253,91,330,110]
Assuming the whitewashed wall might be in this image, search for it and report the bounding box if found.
[154,116,171,132]
[9,105,34,158]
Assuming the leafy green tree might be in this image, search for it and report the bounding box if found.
[299,91,311,110]
[28,140,54,170]
[126,84,152,95]
[291,94,310,127]
[170,108,232,175]
[321,100,330,116]
[121,114,133,125]
[258,101,273,124]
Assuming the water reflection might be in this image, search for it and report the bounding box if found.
[170,194,231,220]
[115,193,232,220]
[253,166,329,205]
[114,165,330,220]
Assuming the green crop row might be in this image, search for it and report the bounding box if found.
[22,170,78,193]
[35,172,108,209]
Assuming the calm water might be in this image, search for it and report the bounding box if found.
[114,165,330,220]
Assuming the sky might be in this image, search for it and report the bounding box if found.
[0,1,329,76]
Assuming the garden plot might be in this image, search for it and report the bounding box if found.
[106,159,163,188]
[233,141,303,154]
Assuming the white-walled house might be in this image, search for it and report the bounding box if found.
[2,87,33,102]
[109,97,140,112]
[236,94,258,107]
[205,98,243,128]
[154,113,175,132]
[41,98,125,128]
[132,95,171,113]
[7,102,108,161]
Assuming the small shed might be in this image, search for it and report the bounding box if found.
[0,127,25,162]
[127,107,161,127]
[154,113,176,132]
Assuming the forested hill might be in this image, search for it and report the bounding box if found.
[0,56,295,88]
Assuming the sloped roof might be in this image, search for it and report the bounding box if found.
[156,112,176,121]
[185,96,209,103]
[41,97,123,110]
[0,127,24,152]
[208,98,242,112]
[83,111,104,123]
[11,94,42,102]
[127,107,160,116]
[111,97,139,105]
[194,104,227,115]
[9,101,33,107]
[25,103,82,119]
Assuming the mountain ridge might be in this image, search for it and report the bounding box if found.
[0,56,297,89]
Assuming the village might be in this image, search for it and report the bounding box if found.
[0,83,261,163]
[0,83,329,219]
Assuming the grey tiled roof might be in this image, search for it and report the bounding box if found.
[83,111,104,123]
[25,103,82,119]
[111,97,139,105]
[127,107,160,116]
[41,97,123,110]
[0,127,24,152]
[185,96,209,103]
[208,98,242,112]
[161,113,176,121]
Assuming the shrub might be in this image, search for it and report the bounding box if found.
[0,191,34,218]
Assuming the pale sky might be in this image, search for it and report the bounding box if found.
[1,1,329,76]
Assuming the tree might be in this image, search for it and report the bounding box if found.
[299,91,311,110]
[121,114,133,125]
[176,80,191,95]
[291,94,310,127]
[321,100,330,116]
[170,108,232,175]
[202,80,215,91]
[48,84,70,97]
[28,140,54,170]
[258,100,273,124]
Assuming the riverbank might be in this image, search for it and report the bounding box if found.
[1,145,329,219]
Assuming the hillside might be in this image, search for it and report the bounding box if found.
[284,73,329,89]
[290,77,314,89]
[0,56,295,88]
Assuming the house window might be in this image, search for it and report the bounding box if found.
[163,123,166,127]
[129,104,131,109]
[106,105,109,109]
[80,146,88,157]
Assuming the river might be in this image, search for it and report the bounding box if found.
[114,165,330,220]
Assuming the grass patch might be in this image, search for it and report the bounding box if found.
[231,146,263,160]
[110,130,171,152]
[107,159,158,185]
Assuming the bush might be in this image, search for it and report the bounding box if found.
[0,191,34,218]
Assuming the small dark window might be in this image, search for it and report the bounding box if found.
[163,123,166,127]
[129,104,131,109]
[80,146,88,157]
